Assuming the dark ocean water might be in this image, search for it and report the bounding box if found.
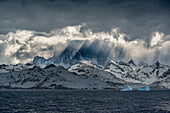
[0,90,169,113]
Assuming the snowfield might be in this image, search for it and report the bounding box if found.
[0,58,169,90]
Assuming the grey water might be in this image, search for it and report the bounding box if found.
[0,90,170,113]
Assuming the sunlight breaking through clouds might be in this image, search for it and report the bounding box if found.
[0,24,170,65]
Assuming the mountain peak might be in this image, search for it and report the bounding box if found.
[128,59,136,66]
[108,60,117,65]
[33,56,46,64]
[156,61,160,65]
[152,61,161,69]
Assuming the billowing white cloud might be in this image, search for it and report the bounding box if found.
[0,24,169,65]
[150,32,164,47]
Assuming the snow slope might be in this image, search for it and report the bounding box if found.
[0,65,110,89]
[0,59,169,90]
[104,60,170,89]
[68,60,145,89]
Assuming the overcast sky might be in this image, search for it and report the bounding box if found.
[0,0,170,65]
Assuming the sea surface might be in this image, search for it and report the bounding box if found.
[0,90,170,113]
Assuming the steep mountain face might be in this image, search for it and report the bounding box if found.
[32,56,46,66]
[104,60,134,82]
[127,61,170,89]
[0,65,110,89]
[104,60,170,89]
[68,61,125,83]
[128,59,137,67]
[0,59,169,90]
[32,42,110,68]
[68,60,144,89]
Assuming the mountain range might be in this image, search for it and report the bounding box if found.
[0,56,169,90]
[32,42,110,68]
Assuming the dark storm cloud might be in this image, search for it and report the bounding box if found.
[0,0,170,41]
[0,0,170,65]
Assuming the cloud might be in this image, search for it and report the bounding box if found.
[0,0,170,43]
[150,32,164,47]
[0,24,170,65]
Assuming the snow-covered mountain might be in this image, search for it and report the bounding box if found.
[0,65,110,89]
[104,60,134,81]
[68,60,144,89]
[69,60,125,83]
[128,61,170,89]
[0,61,143,90]
[104,60,170,89]
[0,59,169,90]
[32,42,110,68]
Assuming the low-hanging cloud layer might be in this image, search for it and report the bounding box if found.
[0,24,170,65]
[0,0,170,65]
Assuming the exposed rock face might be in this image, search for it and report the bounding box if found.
[0,59,169,90]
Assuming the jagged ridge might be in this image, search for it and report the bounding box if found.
[0,59,169,90]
